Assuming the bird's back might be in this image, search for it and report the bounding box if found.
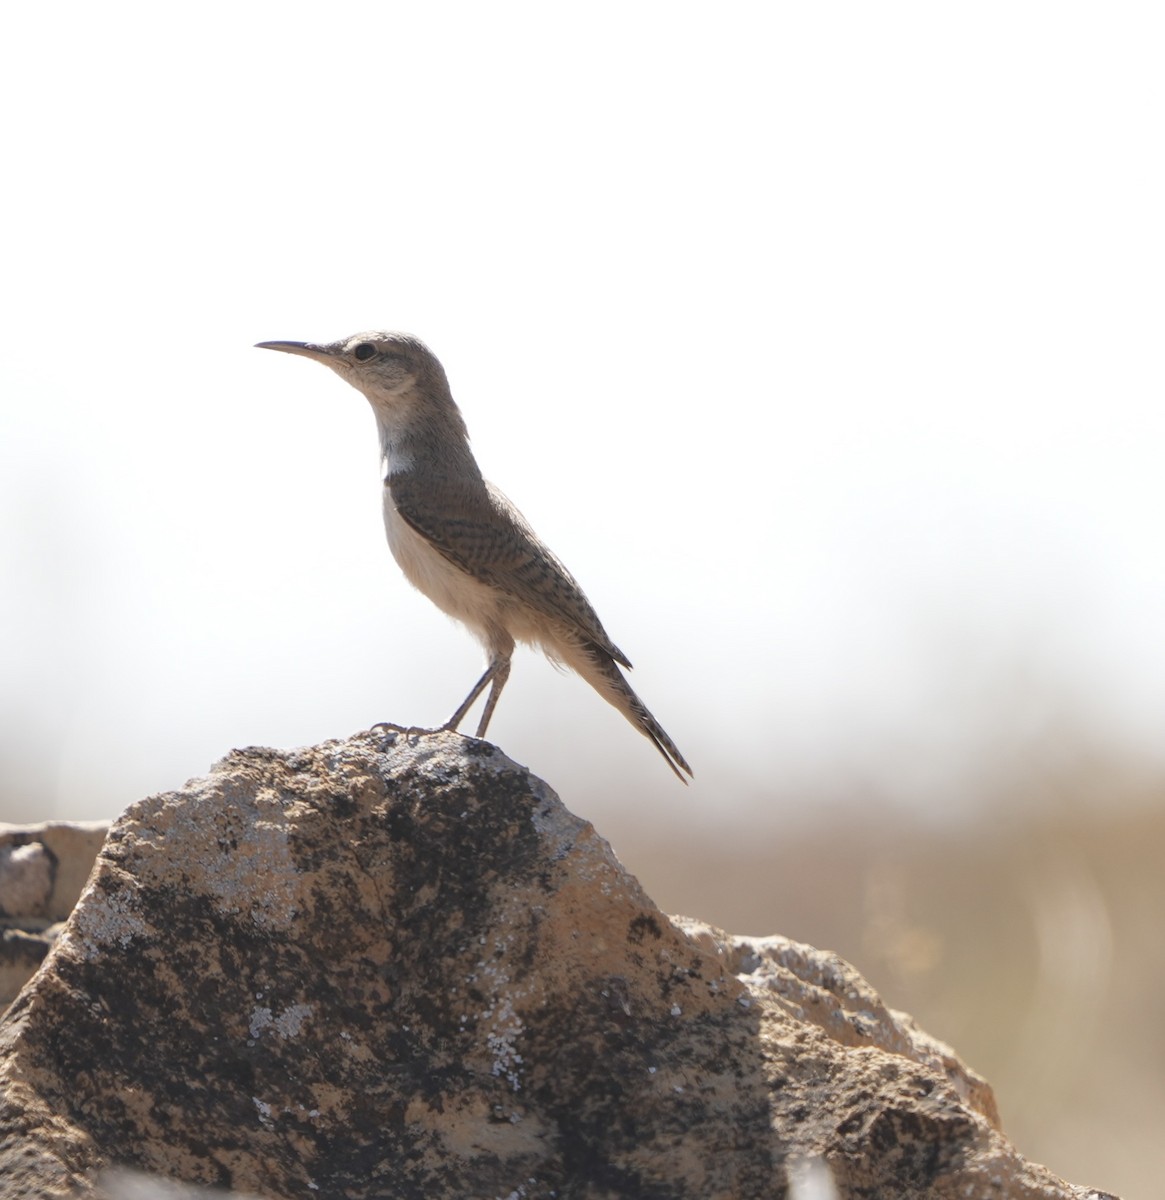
[385,467,629,666]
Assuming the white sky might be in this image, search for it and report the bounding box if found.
[2,3,1163,828]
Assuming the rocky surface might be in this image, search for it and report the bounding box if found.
[0,732,1117,1199]
[1,820,110,1009]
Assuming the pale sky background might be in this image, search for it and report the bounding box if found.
[2,3,1163,830]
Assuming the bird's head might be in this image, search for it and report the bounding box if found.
[255,330,471,469]
[256,331,453,411]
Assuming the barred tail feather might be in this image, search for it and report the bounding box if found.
[564,640,693,783]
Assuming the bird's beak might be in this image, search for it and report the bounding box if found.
[254,340,336,363]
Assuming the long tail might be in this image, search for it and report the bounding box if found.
[564,639,693,783]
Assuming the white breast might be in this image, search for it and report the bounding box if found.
[381,486,504,645]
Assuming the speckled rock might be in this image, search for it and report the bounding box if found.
[1,820,110,1011]
[0,821,110,922]
[0,843,54,918]
[0,732,1117,1200]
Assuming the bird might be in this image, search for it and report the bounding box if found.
[255,332,692,781]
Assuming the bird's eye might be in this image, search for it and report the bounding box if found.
[353,343,377,361]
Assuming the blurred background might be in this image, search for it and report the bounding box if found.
[1,3,1162,1194]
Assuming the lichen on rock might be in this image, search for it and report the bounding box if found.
[0,732,1119,1200]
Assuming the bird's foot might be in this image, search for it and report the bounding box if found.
[370,721,442,738]
[369,719,478,742]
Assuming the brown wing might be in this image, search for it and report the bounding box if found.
[388,472,632,669]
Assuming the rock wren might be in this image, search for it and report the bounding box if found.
[256,332,692,781]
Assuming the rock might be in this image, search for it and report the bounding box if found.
[0,732,1117,1200]
[0,821,110,1011]
[0,821,110,921]
[0,921,62,1012]
[676,919,1004,1129]
[0,843,54,917]
[99,1167,262,1199]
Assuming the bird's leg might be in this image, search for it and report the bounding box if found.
[441,663,496,732]
[442,651,511,735]
[473,656,511,738]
